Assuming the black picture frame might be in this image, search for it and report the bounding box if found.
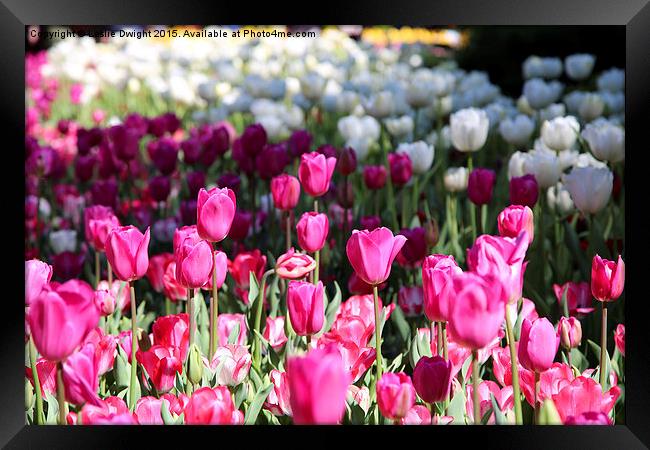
[4,0,649,448]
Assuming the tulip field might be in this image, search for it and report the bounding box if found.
[24,26,625,425]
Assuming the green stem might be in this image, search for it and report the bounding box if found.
[534,371,540,424]
[56,362,67,425]
[253,270,274,370]
[165,297,171,317]
[372,285,383,392]
[441,322,448,361]
[285,211,292,251]
[480,204,487,235]
[95,251,100,289]
[505,307,523,424]
[129,283,138,411]
[472,350,480,425]
[401,188,408,229]
[28,337,44,424]
[436,321,443,356]
[210,250,219,358]
[314,250,320,286]
[600,302,608,390]
[382,128,399,231]
[108,263,113,285]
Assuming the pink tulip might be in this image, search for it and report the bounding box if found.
[174,237,213,289]
[564,411,613,425]
[25,358,57,397]
[296,212,329,253]
[346,227,407,286]
[146,253,174,293]
[184,386,244,425]
[211,344,252,386]
[152,313,189,360]
[136,345,183,394]
[445,272,507,350]
[497,205,534,245]
[28,280,100,361]
[518,318,559,373]
[162,262,188,302]
[466,232,529,303]
[287,281,325,336]
[201,251,228,291]
[264,369,292,416]
[558,316,582,349]
[217,313,248,346]
[519,362,572,406]
[298,152,337,197]
[591,254,625,302]
[331,340,376,383]
[25,259,52,305]
[62,343,101,406]
[263,316,288,350]
[421,254,462,323]
[346,385,370,415]
[376,372,416,420]
[105,226,151,282]
[196,187,237,243]
[400,405,432,425]
[275,248,316,280]
[614,324,625,357]
[552,281,594,316]
[82,328,117,376]
[412,356,453,404]
[466,380,514,424]
[397,286,424,317]
[94,289,115,316]
[286,345,351,424]
[78,397,136,424]
[84,205,120,252]
[551,376,621,423]
[271,174,301,211]
[173,225,200,254]
[135,396,164,425]
[467,168,496,205]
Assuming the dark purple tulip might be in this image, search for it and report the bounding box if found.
[256,143,289,180]
[287,129,312,157]
[509,174,539,208]
[217,172,241,193]
[147,115,168,137]
[180,199,198,226]
[161,112,181,135]
[240,123,267,157]
[76,127,103,156]
[25,136,40,160]
[228,210,252,241]
[201,125,230,157]
[97,142,117,178]
[26,146,60,178]
[123,113,149,138]
[57,119,72,135]
[52,251,85,281]
[148,138,179,175]
[186,171,206,198]
[360,215,381,231]
[336,180,355,208]
[232,138,256,175]
[181,138,202,165]
[91,179,118,209]
[133,204,153,231]
[397,227,427,267]
[149,175,171,202]
[108,125,140,162]
[337,147,357,176]
[467,168,496,206]
[316,144,337,159]
[74,154,96,182]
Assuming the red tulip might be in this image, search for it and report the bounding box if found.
[25,358,57,397]
[62,343,101,406]
[412,356,453,404]
[275,248,317,280]
[509,174,539,208]
[174,237,213,289]
[105,226,151,282]
[134,396,164,425]
[296,212,329,253]
[287,281,325,336]
[346,227,407,286]
[25,259,52,305]
[298,152,337,198]
[497,205,534,245]
[363,165,387,190]
[162,262,188,302]
[196,187,236,243]
[286,345,351,424]
[564,411,612,425]
[614,324,625,357]
[551,376,620,423]
[518,318,559,373]
[28,280,100,361]
[271,174,301,211]
[388,152,412,187]
[591,254,625,302]
[467,168,496,205]
[422,254,462,323]
[136,345,183,394]
[146,253,174,293]
[152,314,189,360]
[376,372,416,420]
[184,386,244,425]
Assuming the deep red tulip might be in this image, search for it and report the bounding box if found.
[509,174,539,208]
[412,356,453,404]
[363,165,387,190]
[467,168,496,205]
[388,152,412,187]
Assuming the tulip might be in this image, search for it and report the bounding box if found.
[499,114,535,148]
[396,227,427,268]
[518,318,559,374]
[134,397,164,425]
[94,289,115,316]
[296,212,329,253]
[363,165,387,190]
[578,93,605,122]
[523,149,561,189]
[551,376,620,423]
[498,205,535,245]
[217,314,248,347]
[360,215,381,231]
[582,121,625,163]
[152,313,189,360]
[25,259,52,305]
[186,171,206,199]
[84,206,120,252]
[412,356,453,404]
[264,370,292,416]
[105,226,150,282]
[509,174,539,208]
[564,411,612,425]
[396,141,434,175]
[77,397,136,425]
[240,123,267,157]
[523,78,563,110]
[174,237,213,289]
[400,405,432,425]
[49,229,77,255]
[162,262,188,302]
[398,286,424,317]
[211,344,252,386]
[565,54,596,80]
[180,199,198,225]
[271,174,301,211]
[614,324,625,357]
[376,372,416,420]
[450,108,489,152]
[286,346,351,424]
[443,167,469,193]
[552,281,594,316]
[256,143,290,180]
[388,152,412,187]
[336,147,357,176]
[422,255,463,323]
[523,56,563,79]
[288,130,313,157]
[467,168,496,205]
[62,343,101,406]
[186,387,243,425]
[228,250,267,305]
[51,251,86,281]
[563,166,613,214]
[298,152,337,198]
[146,253,174,294]
[287,281,324,336]
[346,227,407,287]
[25,358,57,397]
[148,176,171,203]
[196,187,236,243]
[541,116,580,151]
[275,248,316,280]
[558,316,582,350]
[136,345,183,394]
[228,210,252,242]
[591,255,625,302]
[263,316,288,351]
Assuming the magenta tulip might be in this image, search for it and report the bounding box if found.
[62,343,101,406]
[263,316,288,351]
[174,237,213,289]
[196,187,236,243]
[296,212,329,253]
[275,248,317,280]
[105,226,150,282]
[509,174,539,208]
[271,174,301,211]
[84,205,120,252]
[591,254,625,302]
[412,355,453,404]
[346,227,407,286]
[497,205,535,245]
[388,152,412,187]
[184,386,243,424]
[287,281,325,336]
[518,318,559,373]
[25,259,52,305]
[376,372,416,420]
[398,286,424,317]
[422,255,462,323]
[298,152,337,198]
[467,168,496,205]
[363,165,387,190]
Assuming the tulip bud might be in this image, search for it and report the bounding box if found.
[558,316,582,350]
[337,147,357,175]
[423,218,439,248]
[25,379,34,411]
[187,343,204,385]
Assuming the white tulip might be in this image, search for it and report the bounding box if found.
[257,115,288,141]
[565,54,596,80]
[522,56,563,79]
[547,182,575,215]
[345,137,373,162]
[444,167,469,192]
[516,95,536,116]
[573,152,608,169]
[397,141,434,175]
[578,93,605,122]
[508,151,530,180]
[300,73,326,101]
[523,78,563,110]
[562,166,613,214]
[523,149,561,188]
[49,229,77,255]
[499,114,535,148]
[362,91,395,119]
[449,107,489,152]
[597,68,624,92]
[563,91,587,115]
[385,115,414,140]
[426,125,451,151]
[541,116,580,151]
[599,91,624,115]
[539,103,566,122]
[582,121,624,163]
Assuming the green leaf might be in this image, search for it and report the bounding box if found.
[447,388,467,425]
[174,371,185,394]
[387,353,404,373]
[113,345,131,389]
[262,409,281,425]
[490,393,508,425]
[390,303,410,345]
[244,383,274,425]
[44,391,59,425]
[228,322,241,345]
[161,398,180,425]
[249,365,263,391]
[323,281,342,334]
[409,333,421,370]
[248,272,260,308]
[537,399,562,425]
[234,382,249,410]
